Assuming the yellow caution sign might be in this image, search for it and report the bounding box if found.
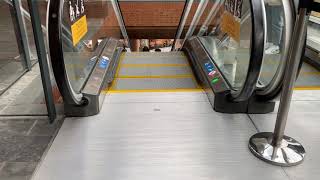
[71,15,88,46]
[221,12,241,43]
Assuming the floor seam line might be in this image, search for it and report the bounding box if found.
[281,167,292,180]
[247,114,260,133]
[26,120,38,136]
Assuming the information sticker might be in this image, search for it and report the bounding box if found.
[68,0,87,46]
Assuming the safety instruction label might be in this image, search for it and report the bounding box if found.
[71,15,88,46]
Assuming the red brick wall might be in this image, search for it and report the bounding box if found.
[119,1,184,39]
[118,1,217,39]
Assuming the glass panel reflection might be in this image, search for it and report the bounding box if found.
[0,1,26,94]
[61,0,123,93]
[259,0,285,87]
[198,0,252,89]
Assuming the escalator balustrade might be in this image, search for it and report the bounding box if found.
[47,0,297,116]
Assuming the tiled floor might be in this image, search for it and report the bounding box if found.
[0,117,63,180]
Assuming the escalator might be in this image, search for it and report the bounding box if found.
[47,0,296,116]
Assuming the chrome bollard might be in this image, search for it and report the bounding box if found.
[248,7,309,166]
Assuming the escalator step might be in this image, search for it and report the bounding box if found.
[111,77,199,91]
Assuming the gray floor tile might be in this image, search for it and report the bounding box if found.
[0,105,48,116]
[28,119,63,136]
[0,162,5,170]
[0,162,37,180]
[0,104,6,112]
[0,119,36,136]
[0,135,52,162]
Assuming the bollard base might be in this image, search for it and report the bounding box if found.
[249,132,305,167]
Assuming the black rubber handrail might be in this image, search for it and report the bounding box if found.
[229,0,266,102]
[193,0,265,102]
[48,0,84,105]
[256,0,305,101]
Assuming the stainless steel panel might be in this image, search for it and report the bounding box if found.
[33,92,288,180]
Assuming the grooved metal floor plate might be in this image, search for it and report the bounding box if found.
[113,78,198,90]
[33,92,289,180]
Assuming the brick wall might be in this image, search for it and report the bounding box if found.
[118,1,217,39]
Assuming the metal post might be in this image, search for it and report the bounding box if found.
[172,0,194,51]
[248,6,309,166]
[180,0,208,48]
[27,0,56,123]
[111,0,131,50]
[197,0,222,36]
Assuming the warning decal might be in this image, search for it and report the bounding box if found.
[71,15,88,46]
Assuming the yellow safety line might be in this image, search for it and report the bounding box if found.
[294,86,320,90]
[116,75,194,79]
[120,64,189,68]
[105,88,204,94]
[299,71,320,75]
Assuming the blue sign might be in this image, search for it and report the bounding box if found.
[204,62,215,73]
[99,56,109,69]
